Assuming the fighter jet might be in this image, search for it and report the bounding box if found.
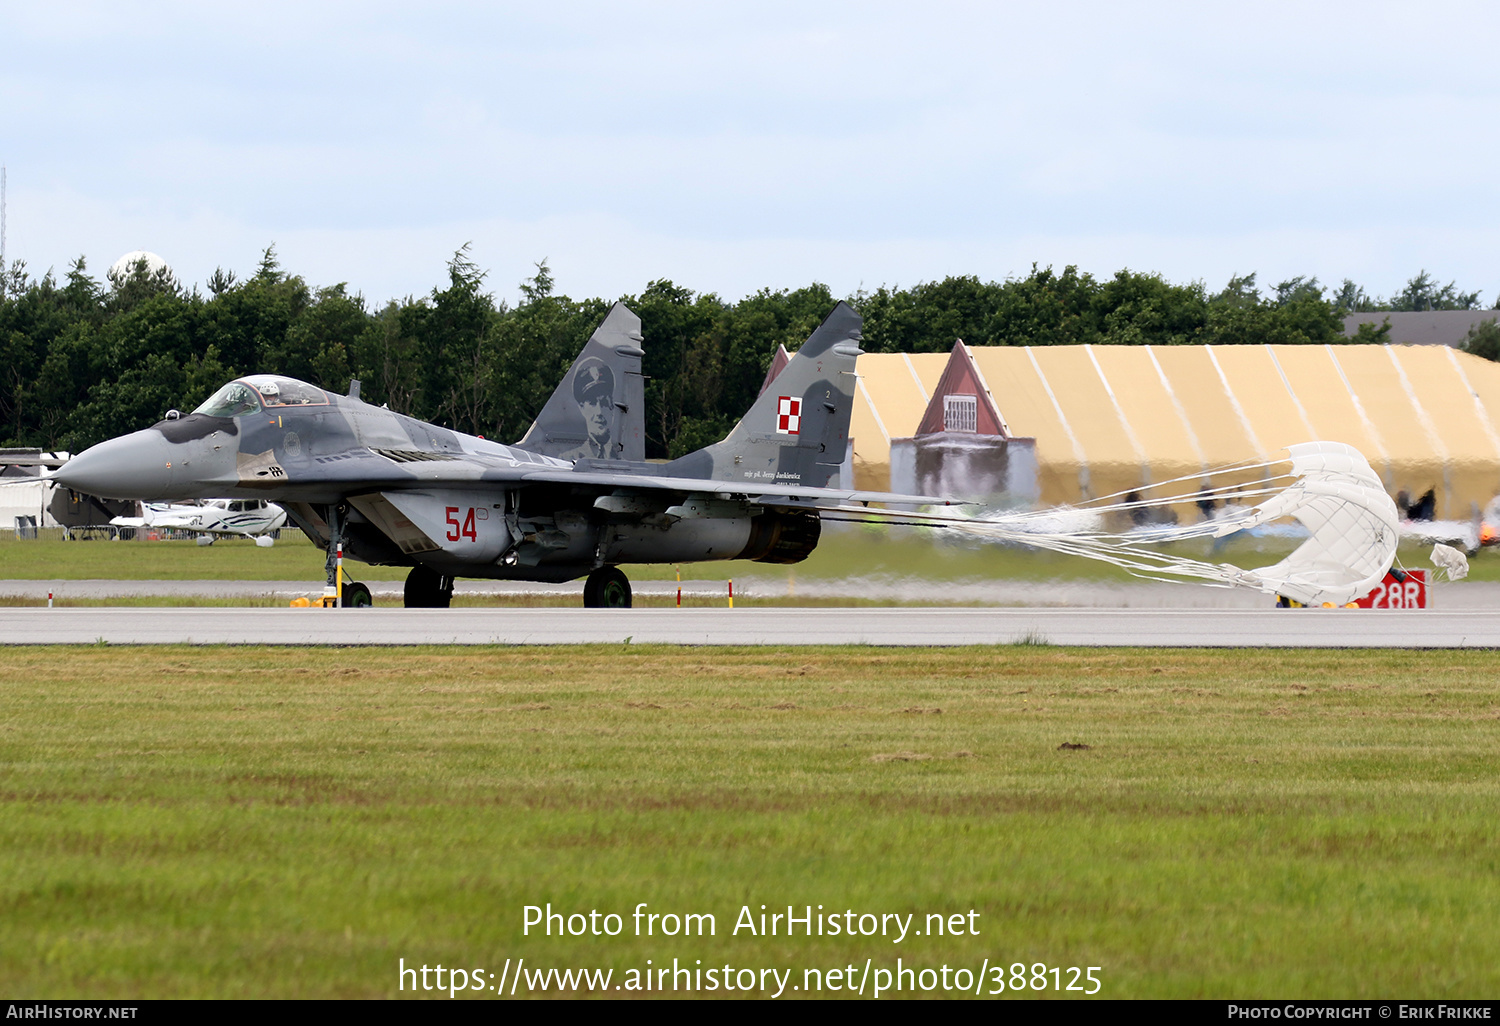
[52,302,951,607]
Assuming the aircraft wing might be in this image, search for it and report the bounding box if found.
[247,445,963,512]
[111,513,200,529]
[513,468,960,509]
[0,453,69,469]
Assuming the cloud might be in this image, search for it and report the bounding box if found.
[3,1,1499,304]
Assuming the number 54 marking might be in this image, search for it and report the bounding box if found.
[445,506,477,542]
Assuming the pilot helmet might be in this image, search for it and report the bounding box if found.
[573,358,614,405]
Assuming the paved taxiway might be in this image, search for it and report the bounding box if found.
[3,607,1498,647]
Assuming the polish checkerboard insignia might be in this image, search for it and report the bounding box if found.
[776,395,802,435]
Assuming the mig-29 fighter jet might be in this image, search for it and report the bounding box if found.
[52,302,952,607]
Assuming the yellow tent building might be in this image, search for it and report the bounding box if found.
[845,352,949,492]
[856,342,1500,520]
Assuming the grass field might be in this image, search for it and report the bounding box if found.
[0,594,980,609]
[1,526,1487,589]
[3,645,1499,998]
[1,525,1154,583]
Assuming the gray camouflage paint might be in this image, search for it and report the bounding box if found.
[664,302,861,488]
[52,302,934,585]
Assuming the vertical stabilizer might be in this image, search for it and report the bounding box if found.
[665,302,863,488]
[515,302,646,461]
[756,344,792,398]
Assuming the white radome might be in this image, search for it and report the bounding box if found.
[109,250,170,280]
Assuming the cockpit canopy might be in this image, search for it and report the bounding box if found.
[194,375,329,417]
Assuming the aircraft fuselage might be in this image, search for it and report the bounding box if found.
[54,379,818,583]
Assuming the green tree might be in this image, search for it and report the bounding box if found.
[856,275,1006,353]
[1205,272,1344,346]
[1390,270,1482,312]
[1462,318,1500,362]
[1096,270,1207,346]
[199,246,311,375]
[487,261,607,442]
[0,262,81,444]
[983,264,1102,346]
[422,245,500,434]
[351,299,424,417]
[274,284,368,393]
[1332,278,1378,313]
[626,279,725,457]
[105,255,181,314]
[0,241,1388,455]
[1273,275,1323,306]
[68,291,205,448]
[721,283,834,414]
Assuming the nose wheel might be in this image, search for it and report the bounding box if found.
[583,567,632,608]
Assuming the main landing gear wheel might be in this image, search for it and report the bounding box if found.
[583,567,632,608]
[404,566,454,608]
[344,581,373,608]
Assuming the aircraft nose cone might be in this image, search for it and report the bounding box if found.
[51,430,178,499]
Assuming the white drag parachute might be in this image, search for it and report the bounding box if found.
[1430,542,1470,582]
[861,441,1401,606]
[1202,442,1400,605]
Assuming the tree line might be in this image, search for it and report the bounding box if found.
[0,248,1493,458]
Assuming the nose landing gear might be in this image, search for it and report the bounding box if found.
[320,503,372,608]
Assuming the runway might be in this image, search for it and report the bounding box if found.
[7,578,1500,608]
[3,606,1498,647]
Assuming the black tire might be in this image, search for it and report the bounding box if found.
[344,581,373,608]
[403,565,453,608]
[583,567,632,608]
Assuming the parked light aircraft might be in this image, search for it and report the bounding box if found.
[111,498,288,546]
[52,303,954,607]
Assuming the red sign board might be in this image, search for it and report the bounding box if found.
[1354,569,1427,609]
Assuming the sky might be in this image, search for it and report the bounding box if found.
[4,1,1499,308]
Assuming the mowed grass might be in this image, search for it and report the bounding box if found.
[1,526,1482,588]
[3,646,1500,998]
[0,527,1143,583]
[0,595,1004,609]
[0,532,411,583]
